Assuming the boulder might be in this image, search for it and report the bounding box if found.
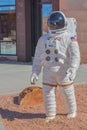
[18,86,43,105]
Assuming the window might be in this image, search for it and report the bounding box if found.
[42,4,52,34]
[0,0,16,55]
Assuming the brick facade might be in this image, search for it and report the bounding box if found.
[16,0,32,61]
[60,0,87,63]
[16,0,26,61]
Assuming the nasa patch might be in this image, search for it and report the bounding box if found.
[70,36,77,42]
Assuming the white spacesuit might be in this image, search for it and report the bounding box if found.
[30,11,80,121]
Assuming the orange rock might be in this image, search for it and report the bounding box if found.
[18,86,44,105]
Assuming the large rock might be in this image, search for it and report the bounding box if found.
[18,86,43,105]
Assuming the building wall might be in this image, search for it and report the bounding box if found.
[16,0,32,61]
[41,0,51,2]
[60,0,87,63]
[16,0,87,63]
[16,0,26,61]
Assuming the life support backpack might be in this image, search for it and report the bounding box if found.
[67,17,77,37]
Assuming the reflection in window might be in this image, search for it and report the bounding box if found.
[0,0,16,55]
[42,4,52,34]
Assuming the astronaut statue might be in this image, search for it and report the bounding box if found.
[30,11,80,121]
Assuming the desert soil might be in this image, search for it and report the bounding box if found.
[0,84,87,130]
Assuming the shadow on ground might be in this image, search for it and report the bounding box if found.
[0,107,45,121]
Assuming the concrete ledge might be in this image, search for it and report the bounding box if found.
[0,55,17,61]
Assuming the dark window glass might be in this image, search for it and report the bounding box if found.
[0,0,16,55]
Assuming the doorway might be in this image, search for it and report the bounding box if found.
[31,0,42,56]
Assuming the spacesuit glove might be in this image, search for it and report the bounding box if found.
[66,67,77,81]
[30,73,39,84]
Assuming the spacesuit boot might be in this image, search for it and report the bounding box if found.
[59,84,77,118]
[43,86,56,122]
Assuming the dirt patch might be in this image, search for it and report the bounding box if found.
[0,84,87,130]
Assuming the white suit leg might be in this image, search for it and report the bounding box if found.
[60,85,77,118]
[43,86,56,120]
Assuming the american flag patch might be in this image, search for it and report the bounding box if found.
[70,36,77,42]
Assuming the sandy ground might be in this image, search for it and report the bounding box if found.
[0,84,87,130]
